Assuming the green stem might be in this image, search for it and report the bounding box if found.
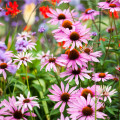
[92,20,99,32]
[29,110,34,120]
[26,66,30,91]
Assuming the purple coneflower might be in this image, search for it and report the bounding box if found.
[60,67,91,85]
[14,52,34,69]
[67,94,107,120]
[48,82,78,112]
[16,92,39,113]
[92,72,113,82]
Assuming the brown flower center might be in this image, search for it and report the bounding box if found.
[58,14,66,20]
[84,48,91,54]
[98,106,105,112]
[13,110,23,119]
[61,92,70,102]
[82,105,93,116]
[85,8,92,14]
[0,63,7,69]
[21,57,27,61]
[107,28,114,33]
[23,98,30,103]
[106,0,111,3]
[49,58,56,63]
[68,49,79,60]
[62,20,72,30]
[109,4,117,8]
[81,89,94,99]
[99,73,106,78]
[103,91,109,97]
[72,68,81,75]
[113,77,119,82]
[70,32,80,41]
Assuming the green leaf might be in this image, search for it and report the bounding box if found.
[106,107,115,115]
[5,31,10,46]
[100,40,106,53]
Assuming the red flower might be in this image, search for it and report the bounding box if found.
[39,6,51,18]
[52,0,60,3]
[109,11,119,19]
[5,1,20,17]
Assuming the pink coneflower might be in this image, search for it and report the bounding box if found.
[14,52,34,69]
[40,54,66,72]
[79,8,99,21]
[16,92,39,113]
[113,76,119,82]
[37,50,50,63]
[106,2,120,12]
[92,72,113,82]
[17,32,30,41]
[52,20,74,34]
[0,96,36,120]
[48,82,78,112]
[47,8,75,25]
[58,0,71,6]
[106,27,115,33]
[57,113,69,120]
[59,49,90,70]
[54,24,91,50]
[67,94,107,120]
[74,85,99,99]
[98,0,112,9]
[60,67,91,85]
[0,60,17,79]
[82,47,102,62]
[116,66,120,71]
[97,86,117,103]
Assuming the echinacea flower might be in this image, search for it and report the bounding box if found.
[17,32,31,41]
[98,0,112,9]
[113,76,119,82]
[60,67,91,85]
[67,94,107,120]
[0,96,36,120]
[14,52,34,69]
[40,54,66,72]
[16,92,39,113]
[0,60,17,79]
[57,113,69,120]
[79,8,99,21]
[92,72,113,82]
[106,27,115,33]
[37,50,50,63]
[74,85,100,99]
[48,82,78,112]
[82,47,102,62]
[105,2,120,12]
[0,42,7,52]
[97,86,117,103]
[0,50,13,62]
[47,8,75,25]
[116,66,120,71]
[59,49,90,70]
[54,23,91,50]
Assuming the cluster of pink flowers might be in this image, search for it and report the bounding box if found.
[0,92,39,120]
[37,0,118,119]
